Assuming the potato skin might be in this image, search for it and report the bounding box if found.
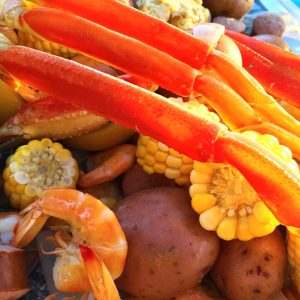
[213,17,246,33]
[203,0,254,19]
[253,13,286,36]
[253,34,290,50]
[115,187,220,300]
[122,163,176,196]
[210,230,287,300]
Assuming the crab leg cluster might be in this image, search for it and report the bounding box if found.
[1,0,300,223]
[226,30,300,108]
[5,0,299,159]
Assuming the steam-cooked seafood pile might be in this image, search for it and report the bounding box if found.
[0,0,300,299]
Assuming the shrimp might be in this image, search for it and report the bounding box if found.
[13,189,127,300]
[78,144,137,188]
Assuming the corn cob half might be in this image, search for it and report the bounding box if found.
[2,139,79,210]
[136,98,224,185]
[0,0,77,58]
[190,131,298,241]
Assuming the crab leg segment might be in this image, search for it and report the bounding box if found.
[226,30,300,74]
[0,46,219,160]
[226,31,300,108]
[18,5,300,148]
[206,51,300,138]
[1,46,300,227]
[30,0,211,69]
[20,7,197,96]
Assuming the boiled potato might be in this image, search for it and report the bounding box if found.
[254,34,290,51]
[213,17,246,32]
[122,163,176,196]
[253,13,286,36]
[115,187,220,300]
[203,0,254,19]
[210,230,287,300]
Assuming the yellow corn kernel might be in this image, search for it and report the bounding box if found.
[169,148,181,158]
[175,175,190,186]
[253,201,279,226]
[3,139,79,210]
[236,216,254,241]
[256,134,279,150]
[17,31,77,58]
[217,217,238,241]
[153,163,167,174]
[165,168,181,179]
[146,139,158,154]
[144,154,156,166]
[136,144,147,158]
[154,151,168,162]
[189,184,209,197]
[200,206,225,231]
[180,164,193,175]
[182,156,194,164]
[241,130,261,140]
[191,172,212,184]
[191,194,216,214]
[248,214,275,237]
[166,156,182,168]
[142,165,154,175]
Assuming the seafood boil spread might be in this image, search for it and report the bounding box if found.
[0,0,300,299]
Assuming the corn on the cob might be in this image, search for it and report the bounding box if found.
[190,131,299,241]
[17,30,77,58]
[136,98,223,185]
[2,139,79,210]
[0,0,77,58]
[0,26,18,44]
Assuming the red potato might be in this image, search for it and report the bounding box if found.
[253,13,286,36]
[213,17,246,32]
[253,34,290,50]
[0,245,30,300]
[115,187,220,300]
[210,230,287,300]
[175,285,226,300]
[203,0,254,19]
[122,163,176,196]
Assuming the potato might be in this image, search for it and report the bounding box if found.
[253,13,286,36]
[210,230,287,300]
[115,187,220,300]
[175,284,227,300]
[122,163,176,196]
[254,34,290,51]
[203,0,254,19]
[213,17,246,32]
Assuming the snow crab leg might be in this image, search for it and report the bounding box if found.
[226,30,300,108]
[0,46,300,227]
[1,0,300,159]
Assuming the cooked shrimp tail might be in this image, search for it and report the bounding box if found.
[80,244,121,300]
[13,203,49,248]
